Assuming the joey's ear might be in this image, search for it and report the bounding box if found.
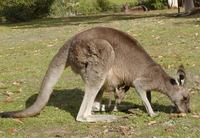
[177,65,186,85]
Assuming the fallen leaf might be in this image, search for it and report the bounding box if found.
[15,88,22,93]
[179,113,187,117]
[103,129,109,134]
[119,126,129,135]
[4,96,13,103]
[3,91,14,96]
[118,126,135,136]
[165,125,176,132]
[12,80,25,86]
[168,42,173,46]
[148,120,157,126]
[189,89,196,94]
[47,44,54,47]
[7,128,17,135]
[157,20,164,25]
[13,118,23,124]
[191,113,200,119]
[12,81,21,86]
[155,36,160,40]
[34,50,40,53]
[169,113,186,118]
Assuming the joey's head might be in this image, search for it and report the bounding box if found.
[114,85,129,104]
[168,65,191,113]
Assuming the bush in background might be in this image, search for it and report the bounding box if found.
[50,0,79,16]
[77,0,101,15]
[194,0,200,7]
[50,0,113,16]
[97,0,111,12]
[0,0,169,22]
[0,0,54,22]
[136,0,168,10]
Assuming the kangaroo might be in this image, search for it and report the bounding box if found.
[92,84,131,112]
[106,85,151,112]
[93,78,151,112]
[111,86,151,111]
[122,3,148,13]
[0,27,190,122]
[109,84,130,109]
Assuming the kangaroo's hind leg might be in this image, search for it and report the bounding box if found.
[71,39,116,122]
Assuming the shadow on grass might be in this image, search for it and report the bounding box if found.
[1,12,182,29]
[26,88,84,119]
[26,88,174,119]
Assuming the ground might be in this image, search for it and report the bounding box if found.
[0,9,200,138]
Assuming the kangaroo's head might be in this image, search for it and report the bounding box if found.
[169,65,191,113]
[122,3,129,11]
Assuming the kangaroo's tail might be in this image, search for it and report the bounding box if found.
[0,40,71,118]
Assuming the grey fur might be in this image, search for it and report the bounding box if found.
[0,27,190,122]
[122,3,148,13]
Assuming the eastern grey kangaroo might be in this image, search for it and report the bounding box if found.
[0,27,190,122]
[122,3,148,13]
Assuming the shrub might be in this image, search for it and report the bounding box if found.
[97,0,111,12]
[109,4,122,13]
[194,0,200,7]
[50,0,79,16]
[136,0,168,10]
[0,0,54,22]
[77,0,101,15]
[51,0,112,15]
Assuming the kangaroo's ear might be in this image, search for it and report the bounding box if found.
[177,65,186,86]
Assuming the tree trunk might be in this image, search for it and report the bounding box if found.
[183,0,194,12]
[168,0,178,8]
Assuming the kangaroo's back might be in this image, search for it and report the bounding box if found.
[73,27,156,81]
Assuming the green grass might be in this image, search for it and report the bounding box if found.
[0,9,200,137]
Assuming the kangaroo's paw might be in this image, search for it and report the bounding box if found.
[77,115,118,122]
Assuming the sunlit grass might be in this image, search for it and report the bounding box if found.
[0,9,200,137]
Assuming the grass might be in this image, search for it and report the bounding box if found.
[0,9,200,137]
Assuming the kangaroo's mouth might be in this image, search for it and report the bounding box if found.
[170,105,178,113]
[173,102,191,113]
